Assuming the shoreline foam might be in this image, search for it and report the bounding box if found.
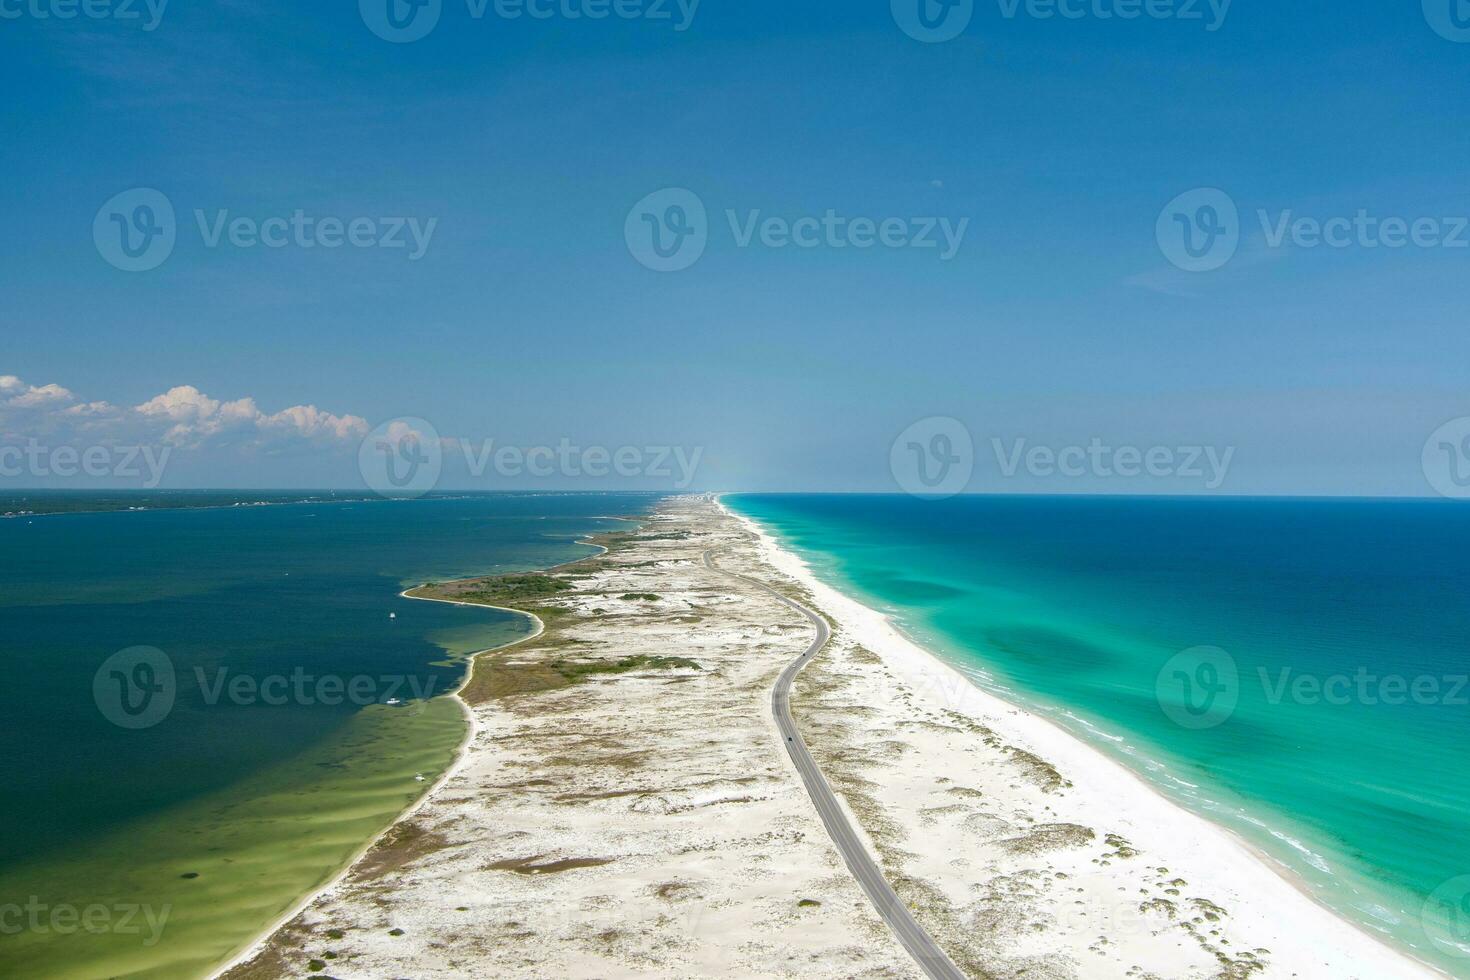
[723,498,1442,978]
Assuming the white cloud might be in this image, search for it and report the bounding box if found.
[1,374,367,452]
[261,404,369,442]
[63,400,121,418]
[135,386,262,445]
[4,379,76,409]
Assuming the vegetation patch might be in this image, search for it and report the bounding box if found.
[465,654,701,703]
[354,819,450,882]
[487,855,613,875]
[1004,746,1072,793]
[550,655,701,682]
[462,575,573,603]
[994,823,1095,856]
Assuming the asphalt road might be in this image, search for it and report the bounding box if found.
[703,548,968,980]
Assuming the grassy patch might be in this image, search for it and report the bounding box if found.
[354,819,450,882]
[549,655,701,682]
[487,855,612,875]
[464,653,701,703]
[459,575,572,603]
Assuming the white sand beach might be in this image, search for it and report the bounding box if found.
[728,500,1440,979]
[219,495,1438,979]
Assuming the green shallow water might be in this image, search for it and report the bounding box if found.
[1,699,465,979]
[728,493,1470,977]
[0,493,656,979]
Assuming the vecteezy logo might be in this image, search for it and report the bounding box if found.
[360,0,442,43]
[358,416,443,498]
[1424,876,1470,958]
[625,188,708,272]
[891,0,973,42]
[1424,0,1470,42]
[93,189,176,273]
[890,416,974,499]
[1156,188,1240,273]
[1423,417,1470,499]
[94,646,176,730]
[1156,645,1238,729]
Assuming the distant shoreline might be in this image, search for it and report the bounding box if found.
[0,490,674,520]
[0,492,379,520]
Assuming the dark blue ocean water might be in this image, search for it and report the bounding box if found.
[0,493,654,978]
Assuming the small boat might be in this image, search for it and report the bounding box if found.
[389,612,397,619]
[385,697,403,706]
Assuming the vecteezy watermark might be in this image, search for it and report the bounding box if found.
[890,419,1235,497]
[93,188,177,273]
[1424,877,1470,959]
[93,646,438,729]
[1157,647,1470,729]
[1159,187,1470,272]
[0,0,168,30]
[992,437,1235,489]
[890,417,975,499]
[93,188,438,272]
[1258,210,1470,251]
[725,210,967,259]
[1422,418,1470,499]
[625,188,708,272]
[194,210,437,259]
[1156,188,1240,272]
[456,438,704,487]
[359,417,443,499]
[0,898,171,947]
[995,0,1231,29]
[360,0,698,43]
[358,416,705,498]
[625,188,969,272]
[192,667,437,709]
[0,440,171,488]
[892,0,1230,43]
[94,647,176,730]
[1258,667,1470,708]
[1424,0,1470,42]
[1155,646,1239,730]
[360,0,443,42]
[891,0,974,42]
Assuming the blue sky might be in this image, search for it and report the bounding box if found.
[2,0,1469,495]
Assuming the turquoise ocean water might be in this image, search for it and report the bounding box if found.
[0,493,654,978]
[728,493,1470,977]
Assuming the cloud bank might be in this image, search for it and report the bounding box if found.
[0,374,368,452]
